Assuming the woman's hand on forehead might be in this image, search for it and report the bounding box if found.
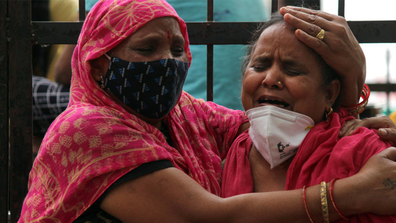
[279,6,365,107]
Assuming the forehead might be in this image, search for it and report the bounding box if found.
[132,17,182,37]
[112,17,184,53]
[255,22,317,58]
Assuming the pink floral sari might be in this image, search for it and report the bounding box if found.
[19,0,246,222]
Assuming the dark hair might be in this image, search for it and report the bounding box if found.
[241,12,340,108]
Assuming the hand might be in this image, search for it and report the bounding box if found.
[279,6,365,107]
[339,116,396,146]
[352,147,396,215]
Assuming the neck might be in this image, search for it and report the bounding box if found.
[249,145,290,192]
[150,119,163,130]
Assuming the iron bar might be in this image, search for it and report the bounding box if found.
[8,0,33,221]
[338,0,345,17]
[78,0,86,21]
[0,0,9,221]
[206,0,214,101]
[272,0,278,13]
[31,21,396,45]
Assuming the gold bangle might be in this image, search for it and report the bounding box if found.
[321,181,329,223]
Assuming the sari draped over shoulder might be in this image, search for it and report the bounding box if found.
[223,108,394,222]
[19,0,246,222]
[286,108,395,222]
[222,129,253,198]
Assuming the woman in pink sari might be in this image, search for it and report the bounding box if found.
[19,0,396,222]
[222,10,396,222]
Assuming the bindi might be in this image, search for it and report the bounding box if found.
[166,30,170,39]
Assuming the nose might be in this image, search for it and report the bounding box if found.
[261,67,284,90]
[155,49,173,60]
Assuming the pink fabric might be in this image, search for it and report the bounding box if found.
[222,129,254,198]
[286,108,395,222]
[19,0,246,222]
[222,107,395,222]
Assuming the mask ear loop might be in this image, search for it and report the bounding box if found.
[99,53,111,89]
[104,53,111,60]
[99,53,112,89]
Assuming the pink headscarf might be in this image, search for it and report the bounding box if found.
[70,0,192,112]
[18,0,199,222]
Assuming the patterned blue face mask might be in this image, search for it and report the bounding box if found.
[102,55,189,119]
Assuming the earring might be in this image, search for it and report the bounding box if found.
[325,107,333,123]
[100,76,105,89]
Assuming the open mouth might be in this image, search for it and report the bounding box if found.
[258,98,290,108]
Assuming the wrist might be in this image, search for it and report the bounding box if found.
[331,176,367,216]
[339,69,365,107]
[344,84,370,117]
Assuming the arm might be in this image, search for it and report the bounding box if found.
[54,44,76,85]
[237,121,250,136]
[101,147,396,223]
[279,6,365,107]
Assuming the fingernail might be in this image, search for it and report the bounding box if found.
[378,129,388,136]
[339,129,344,135]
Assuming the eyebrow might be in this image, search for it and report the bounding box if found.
[172,36,185,45]
[252,54,271,63]
[281,57,307,68]
[133,33,185,45]
[252,54,309,70]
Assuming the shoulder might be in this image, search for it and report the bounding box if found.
[176,91,244,117]
[227,129,252,156]
[44,104,136,144]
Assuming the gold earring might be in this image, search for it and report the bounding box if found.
[100,76,105,89]
[325,107,333,123]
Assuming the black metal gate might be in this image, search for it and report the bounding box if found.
[1,0,395,222]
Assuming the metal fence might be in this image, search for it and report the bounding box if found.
[1,0,395,222]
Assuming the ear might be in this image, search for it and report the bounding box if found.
[89,55,109,82]
[325,79,341,108]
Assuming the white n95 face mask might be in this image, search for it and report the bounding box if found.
[246,105,314,169]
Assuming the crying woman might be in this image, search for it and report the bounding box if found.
[221,12,395,223]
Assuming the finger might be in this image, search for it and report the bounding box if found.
[376,147,396,161]
[339,119,361,137]
[378,129,396,146]
[281,7,333,31]
[283,6,335,21]
[294,29,330,54]
[283,13,324,39]
[361,116,396,129]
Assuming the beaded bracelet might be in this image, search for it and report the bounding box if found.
[345,84,370,117]
[320,181,330,223]
[302,185,315,223]
[329,178,350,220]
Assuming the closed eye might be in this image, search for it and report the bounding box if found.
[285,69,303,76]
[136,48,153,52]
[172,47,184,56]
[252,65,268,72]
[250,57,271,72]
[282,60,307,76]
